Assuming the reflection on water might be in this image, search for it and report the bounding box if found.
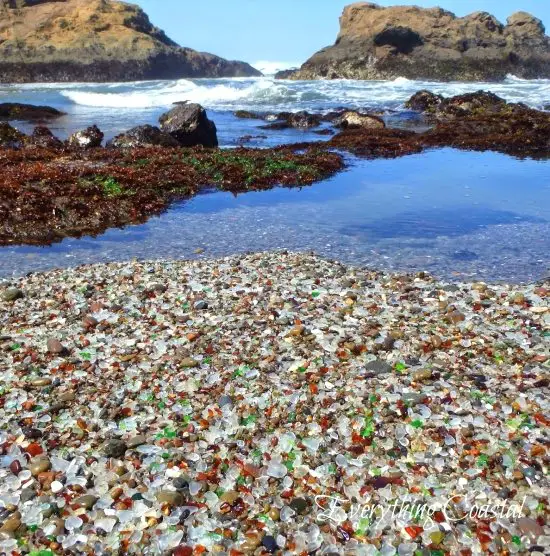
[1,149,548,283]
[341,208,544,239]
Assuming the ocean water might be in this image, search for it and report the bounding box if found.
[0,76,549,282]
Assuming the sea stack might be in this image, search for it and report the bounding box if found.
[0,0,261,82]
[279,2,550,81]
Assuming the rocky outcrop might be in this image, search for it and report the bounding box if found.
[159,103,218,148]
[0,103,65,121]
[0,0,261,82]
[282,3,550,81]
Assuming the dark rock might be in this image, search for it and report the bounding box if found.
[173,477,189,491]
[107,125,180,149]
[405,90,444,112]
[434,91,509,120]
[262,111,321,130]
[237,134,268,144]
[67,125,104,149]
[234,110,264,120]
[0,122,26,148]
[287,111,321,129]
[102,439,127,458]
[0,103,65,122]
[159,103,218,148]
[365,359,392,375]
[283,4,550,81]
[25,126,63,149]
[260,121,292,130]
[289,497,309,514]
[262,535,278,553]
[193,300,209,310]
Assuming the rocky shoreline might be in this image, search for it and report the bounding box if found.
[0,251,548,554]
[1,90,549,248]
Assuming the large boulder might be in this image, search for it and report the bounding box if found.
[108,125,181,148]
[281,3,550,81]
[0,0,261,83]
[159,103,218,148]
[0,103,65,121]
[67,125,104,149]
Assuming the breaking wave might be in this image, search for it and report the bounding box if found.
[48,74,550,112]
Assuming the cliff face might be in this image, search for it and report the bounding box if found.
[282,2,550,81]
[0,0,261,82]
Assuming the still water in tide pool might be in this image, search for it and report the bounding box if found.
[1,148,548,283]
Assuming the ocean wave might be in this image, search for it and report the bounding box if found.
[22,75,550,113]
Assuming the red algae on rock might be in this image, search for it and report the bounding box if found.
[0,145,343,246]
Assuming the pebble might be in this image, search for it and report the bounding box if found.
[1,287,24,302]
[46,338,65,354]
[193,300,208,310]
[29,456,51,476]
[0,513,21,533]
[218,394,233,407]
[289,497,309,515]
[126,434,147,448]
[102,439,127,458]
[401,392,427,405]
[73,495,98,510]
[156,490,185,506]
[412,369,433,382]
[51,480,63,493]
[365,359,393,375]
[179,357,199,369]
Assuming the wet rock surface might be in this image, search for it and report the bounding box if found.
[159,103,218,148]
[0,251,548,553]
[107,125,181,149]
[0,102,65,122]
[67,125,104,149]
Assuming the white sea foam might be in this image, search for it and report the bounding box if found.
[45,74,550,112]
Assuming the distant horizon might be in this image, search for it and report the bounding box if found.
[136,0,550,65]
